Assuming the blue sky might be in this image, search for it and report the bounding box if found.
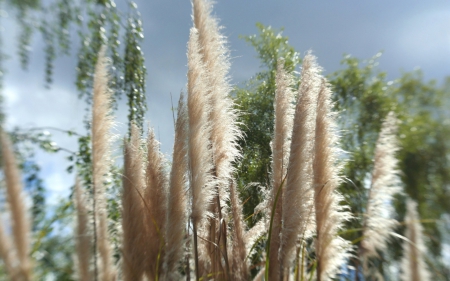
[2,0,450,204]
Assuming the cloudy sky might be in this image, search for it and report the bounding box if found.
[2,0,450,204]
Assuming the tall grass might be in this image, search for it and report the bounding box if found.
[91,46,116,281]
[122,124,146,281]
[268,59,295,280]
[164,94,189,280]
[312,78,350,281]
[0,0,436,280]
[361,112,403,278]
[401,199,431,281]
[74,177,92,281]
[279,53,320,278]
[0,130,32,281]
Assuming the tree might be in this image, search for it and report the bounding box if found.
[234,23,301,224]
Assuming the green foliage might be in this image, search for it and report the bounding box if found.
[123,7,147,133]
[0,0,149,278]
[234,23,301,224]
[329,54,396,245]
[31,200,74,281]
[393,72,450,277]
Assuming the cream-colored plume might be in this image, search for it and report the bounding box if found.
[229,180,249,281]
[165,94,189,280]
[0,209,18,280]
[362,112,402,258]
[186,27,215,279]
[144,128,169,279]
[91,46,116,281]
[192,0,241,191]
[400,199,431,281]
[313,78,350,281]
[1,131,31,280]
[74,177,92,281]
[122,124,146,281]
[279,53,320,273]
[192,1,242,276]
[268,59,295,279]
[186,27,215,230]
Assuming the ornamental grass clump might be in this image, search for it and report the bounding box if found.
[0,1,437,280]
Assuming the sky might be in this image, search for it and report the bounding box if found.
[2,0,450,204]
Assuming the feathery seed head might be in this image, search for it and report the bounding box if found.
[122,124,146,280]
[164,94,189,279]
[401,199,431,281]
[362,112,402,258]
[186,27,215,228]
[279,53,321,271]
[74,177,92,281]
[144,127,169,278]
[0,130,31,279]
[91,46,116,281]
[268,59,296,279]
[313,78,351,281]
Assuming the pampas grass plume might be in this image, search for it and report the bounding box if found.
[91,46,116,281]
[192,1,241,277]
[74,177,92,281]
[145,128,169,278]
[229,180,249,281]
[122,124,146,281]
[0,130,31,280]
[268,59,295,279]
[0,209,17,279]
[192,0,241,184]
[362,111,402,258]
[187,27,215,279]
[401,199,431,281]
[279,53,320,274]
[165,94,189,279]
[313,78,350,281]
[186,27,215,229]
